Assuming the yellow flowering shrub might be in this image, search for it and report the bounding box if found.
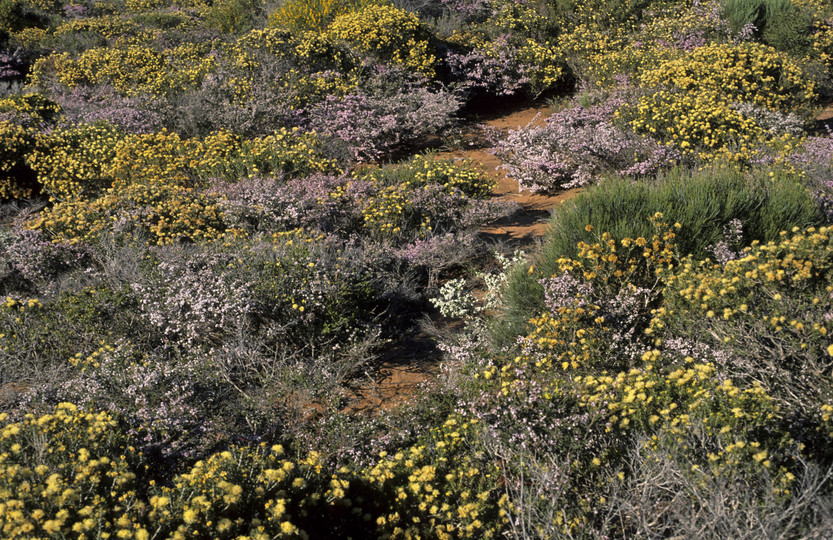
[8,26,49,49]
[21,125,335,243]
[107,128,336,190]
[524,214,679,373]
[19,0,62,13]
[267,0,372,33]
[31,42,218,97]
[123,0,205,12]
[29,182,228,245]
[652,226,833,412]
[149,445,362,538]
[625,89,765,161]
[52,15,144,43]
[0,92,61,126]
[236,128,340,178]
[225,28,359,105]
[574,356,797,482]
[639,42,817,114]
[517,39,565,95]
[0,407,504,537]
[400,154,495,197]
[557,24,677,86]
[361,184,414,238]
[27,122,125,201]
[364,415,506,539]
[106,129,234,190]
[0,403,145,539]
[359,154,494,239]
[326,4,437,77]
[0,121,40,199]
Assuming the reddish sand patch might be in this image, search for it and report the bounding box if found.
[438,105,582,245]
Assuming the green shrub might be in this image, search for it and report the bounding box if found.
[724,0,789,34]
[204,0,263,34]
[761,2,814,56]
[491,164,827,344]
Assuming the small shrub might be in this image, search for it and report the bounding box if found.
[0,120,39,199]
[27,121,124,201]
[204,0,262,34]
[308,74,460,161]
[494,102,681,193]
[0,403,146,538]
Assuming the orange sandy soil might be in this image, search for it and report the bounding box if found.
[342,104,582,413]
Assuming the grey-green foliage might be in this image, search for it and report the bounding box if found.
[723,0,814,56]
[490,164,827,345]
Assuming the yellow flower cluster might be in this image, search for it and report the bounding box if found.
[107,129,235,190]
[32,42,218,97]
[652,227,833,385]
[227,29,359,104]
[268,0,369,33]
[0,121,40,199]
[364,415,506,539]
[123,0,205,12]
[626,89,764,161]
[362,184,412,237]
[557,22,678,87]
[404,154,495,198]
[639,43,817,113]
[148,445,335,539]
[27,122,124,202]
[21,0,62,13]
[30,181,228,245]
[523,215,680,372]
[8,26,48,49]
[0,405,505,538]
[53,15,144,43]
[517,39,565,95]
[22,126,335,244]
[0,403,144,539]
[785,0,833,69]
[359,155,492,239]
[574,353,791,479]
[326,4,437,77]
[0,93,61,125]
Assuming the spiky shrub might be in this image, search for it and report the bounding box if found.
[203,0,262,34]
[725,0,784,30]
